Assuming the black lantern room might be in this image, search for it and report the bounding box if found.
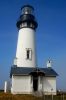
[16,5,38,30]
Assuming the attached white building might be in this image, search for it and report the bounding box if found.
[10,66,58,95]
[10,5,58,95]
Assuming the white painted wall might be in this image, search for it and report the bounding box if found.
[42,77,56,95]
[11,75,57,95]
[11,75,32,94]
[16,28,37,67]
[38,76,43,92]
[33,76,56,95]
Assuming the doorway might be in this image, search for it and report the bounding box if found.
[33,76,38,91]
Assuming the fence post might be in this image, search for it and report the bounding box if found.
[51,88,53,100]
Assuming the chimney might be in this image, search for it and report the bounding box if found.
[13,58,17,65]
[47,60,52,68]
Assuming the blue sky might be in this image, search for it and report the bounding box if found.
[0,0,66,90]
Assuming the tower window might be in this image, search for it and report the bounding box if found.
[27,50,29,59]
[26,48,32,60]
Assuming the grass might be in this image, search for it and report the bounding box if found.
[0,93,42,100]
[0,92,66,100]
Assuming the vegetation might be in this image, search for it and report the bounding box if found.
[0,93,42,100]
[0,92,66,100]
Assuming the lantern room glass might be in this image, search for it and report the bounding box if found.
[21,6,34,15]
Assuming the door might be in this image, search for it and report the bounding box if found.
[33,76,38,91]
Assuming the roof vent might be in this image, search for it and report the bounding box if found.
[47,60,52,68]
[13,58,17,65]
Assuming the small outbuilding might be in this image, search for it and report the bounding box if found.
[10,65,58,95]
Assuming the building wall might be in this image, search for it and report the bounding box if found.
[16,28,37,67]
[11,75,56,95]
[37,76,56,95]
[38,76,43,92]
[42,77,56,95]
[11,75,32,94]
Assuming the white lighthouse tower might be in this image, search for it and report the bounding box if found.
[15,5,38,67]
[10,5,58,95]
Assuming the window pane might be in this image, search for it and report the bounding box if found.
[26,48,32,60]
[27,50,29,59]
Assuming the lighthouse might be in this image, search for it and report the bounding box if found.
[15,5,38,67]
[10,5,58,95]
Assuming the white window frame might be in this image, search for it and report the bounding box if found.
[26,48,32,60]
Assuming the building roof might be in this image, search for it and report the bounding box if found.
[10,65,58,77]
